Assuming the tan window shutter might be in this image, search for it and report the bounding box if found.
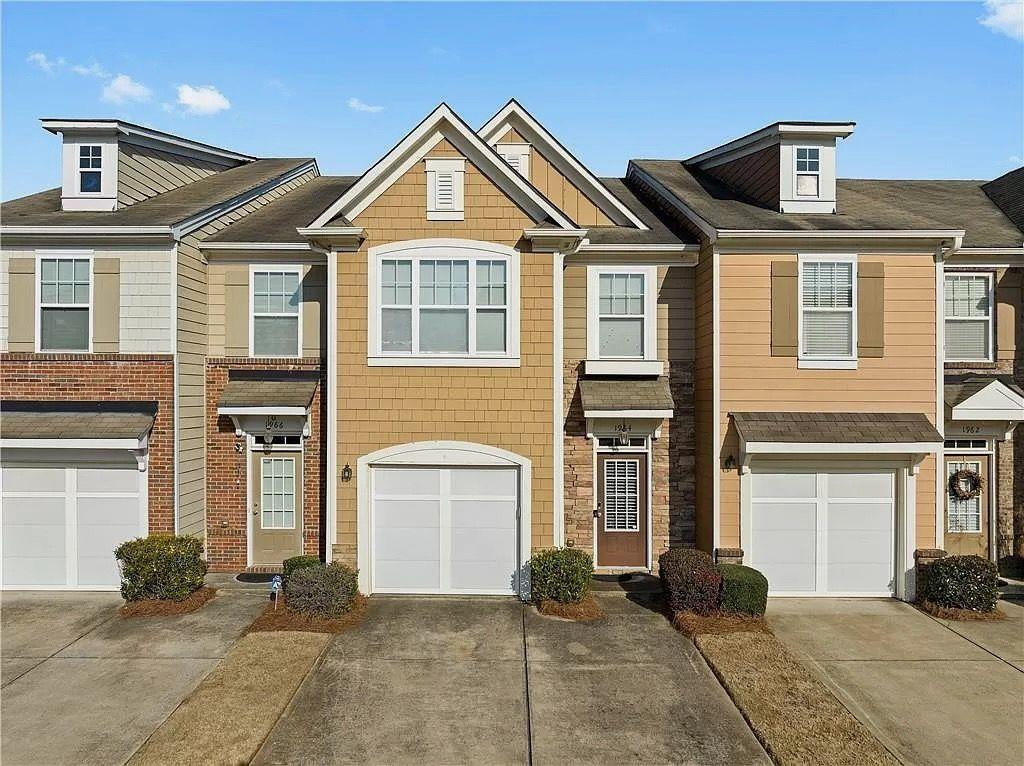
[8,258,36,351]
[996,269,1021,361]
[302,265,325,359]
[770,261,798,357]
[92,258,120,353]
[857,262,884,358]
[224,267,249,356]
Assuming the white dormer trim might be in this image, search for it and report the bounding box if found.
[949,381,1024,422]
[308,104,576,230]
[479,99,648,230]
[686,121,856,167]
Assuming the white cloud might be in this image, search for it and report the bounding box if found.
[26,52,63,73]
[71,62,109,79]
[102,74,152,104]
[980,0,1023,41]
[1010,155,1023,165]
[347,97,384,114]
[176,84,231,115]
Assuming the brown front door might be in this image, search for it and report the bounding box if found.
[596,453,648,567]
[944,455,990,558]
[251,451,303,567]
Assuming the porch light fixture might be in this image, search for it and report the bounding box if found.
[341,464,353,482]
[723,454,737,470]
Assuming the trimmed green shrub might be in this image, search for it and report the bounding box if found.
[718,564,769,616]
[286,562,360,618]
[529,547,593,604]
[283,555,322,580]
[920,554,999,613]
[114,535,207,602]
[659,548,721,615]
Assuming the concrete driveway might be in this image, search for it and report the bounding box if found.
[1,589,265,766]
[769,598,1024,766]
[254,591,768,765]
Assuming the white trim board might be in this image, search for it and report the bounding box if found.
[478,99,648,230]
[309,104,576,230]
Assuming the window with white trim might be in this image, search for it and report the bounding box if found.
[39,257,91,351]
[252,268,301,357]
[425,158,465,221]
[371,241,519,364]
[944,273,992,362]
[947,460,982,533]
[799,259,856,361]
[795,147,820,197]
[79,145,102,193]
[586,266,658,363]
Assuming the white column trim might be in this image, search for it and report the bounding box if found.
[934,250,945,550]
[326,248,339,560]
[553,251,565,548]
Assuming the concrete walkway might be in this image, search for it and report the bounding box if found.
[769,598,1024,766]
[1,589,265,766]
[254,592,769,765]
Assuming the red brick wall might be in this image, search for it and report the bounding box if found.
[205,357,325,571]
[0,353,175,534]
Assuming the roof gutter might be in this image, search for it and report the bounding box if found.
[522,228,588,254]
[0,225,174,239]
[296,226,366,250]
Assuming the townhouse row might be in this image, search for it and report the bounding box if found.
[1,103,1021,599]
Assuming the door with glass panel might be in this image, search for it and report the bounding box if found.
[251,453,303,566]
[944,456,989,557]
[596,453,648,567]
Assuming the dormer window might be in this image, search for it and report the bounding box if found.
[425,157,465,221]
[795,147,820,197]
[79,145,102,193]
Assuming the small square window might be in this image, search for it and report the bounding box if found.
[80,171,102,193]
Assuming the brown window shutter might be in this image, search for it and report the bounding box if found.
[770,261,798,357]
[92,258,120,353]
[224,267,249,356]
[995,269,1021,361]
[8,258,36,351]
[858,262,884,358]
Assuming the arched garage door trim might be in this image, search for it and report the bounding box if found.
[356,441,532,597]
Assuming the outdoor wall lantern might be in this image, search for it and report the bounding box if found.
[341,464,353,482]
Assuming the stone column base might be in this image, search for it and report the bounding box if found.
[714,547,744,565]
[914,548,946,597]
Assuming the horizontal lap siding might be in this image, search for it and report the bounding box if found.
[718,253,938,549]
[336,140,553,563]
[117,144,235,207]
[175,170,317,538]
[694,247,716,551]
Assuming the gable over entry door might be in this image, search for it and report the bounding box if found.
[596,453,648,567]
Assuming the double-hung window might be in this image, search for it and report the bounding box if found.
[79,145,102,193]
[251,268,301,357]
[795,147,820,197]
[799,257,856,363]
[584,266,659,374]
[39,256,91,352]
[944,273,992,362]
[372,242,518,365]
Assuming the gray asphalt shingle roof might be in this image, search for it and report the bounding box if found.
[944,374,1024,412]
[579,377,675,413]
[982,167,1024,231]
[218,371,319,409]
[731,412,943,444]
[206,176,358,243]
[586,179,696,246]
[1,401,156,439]
[1,158,314,228]
[632,160,1023,248]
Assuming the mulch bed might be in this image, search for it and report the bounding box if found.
[672,610,771,637]
[696,631,899,765]
[120,586,217,617]
[917,600,1007,622]
[246,594,369,634]
[536,594,605,622]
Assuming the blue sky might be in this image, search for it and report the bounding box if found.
[2,1,1022,201]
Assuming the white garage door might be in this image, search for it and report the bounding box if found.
[749,469,895,596]
[371,466,519,595]
[2,461,145,590]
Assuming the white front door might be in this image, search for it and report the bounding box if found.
[2,460,146,590]
[371,466,519,595]
[749,468,895,596]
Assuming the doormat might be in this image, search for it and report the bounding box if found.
[235,572,278,583]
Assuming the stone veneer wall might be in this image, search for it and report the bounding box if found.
[563,359,696,568]
[0,353,175,533]
[205,357,325,571]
